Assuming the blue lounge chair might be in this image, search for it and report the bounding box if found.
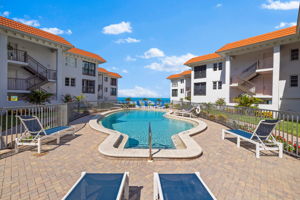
[136,101,141,108]
[153,172,216,200]
[144,101,149,109]
[16,115,75,153]
[63,172,129,200]
[222,119,283,158]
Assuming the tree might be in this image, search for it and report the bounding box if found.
[74,94,85,102]
[142,98,148,101]
[62,94,73,103]
[156,98,162,102]
[26,90,53,105]
[215,98,226,106]
[234,94,263,108]
[125,97,131,104]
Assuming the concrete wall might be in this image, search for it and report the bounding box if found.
[191,60,227,104]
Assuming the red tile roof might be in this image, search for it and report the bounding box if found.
[0,16,73,47]
[67,48,106,63]
[217,26,297,52]
[184,53,221,65]
[98,67,122,78]
[167,70,191,79]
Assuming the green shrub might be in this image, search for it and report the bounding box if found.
[215,98,226,106]
[217,114,227,122]
[209,114,216,121]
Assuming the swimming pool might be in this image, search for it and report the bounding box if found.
[101,110,194,149]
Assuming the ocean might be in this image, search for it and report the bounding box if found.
[117,97,170,103]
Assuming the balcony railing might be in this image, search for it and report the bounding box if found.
[8,78,29,90]
[7,49,27,63]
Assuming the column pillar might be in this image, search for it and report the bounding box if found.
[0,33,8,106]
[272,45,281,111]
[225,55,231,104]
[56,48,63,102]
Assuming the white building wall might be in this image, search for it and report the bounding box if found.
[170,77,191,103]
[0,33,8,106]
[101,74,118,101]
[191,60,227,104]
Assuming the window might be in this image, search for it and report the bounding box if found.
[291,49,299,61]
[105,87,108,92]
[180,79,184,84]
[82,79,95,93]
[111,78,117,86]
[71,78,76,87]
[194,65,206,79]
[104,77,108,82]
[65,57,69,66]
[213,81,217,90]
[172,81,178,87]
[290,75,298,87]
[82,61,96,76]
[98,84,102,91]
[111,88,117,96]
[180,89,184,94]
[218,81,222,89]
[213,63,218,71]
[194,82,206,96]
[172,89,178,97]
[65,77,70,86]
[218,62,223,70]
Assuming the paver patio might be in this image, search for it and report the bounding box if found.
[0,114,299,200]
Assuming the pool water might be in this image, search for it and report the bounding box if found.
[101,110,194,149]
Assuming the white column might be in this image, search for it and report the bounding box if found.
[225,56,231,104]
[272,45,281,111]
[0,33,8,106]
[56,48,64,102]
[190,67,194,102]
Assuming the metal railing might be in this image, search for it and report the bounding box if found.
[8,78,29,90]
[7,49,27,63]
[0,101,121,149]
[176,102,300,157]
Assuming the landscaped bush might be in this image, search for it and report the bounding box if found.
[217,114,228,122]
[173,104,181,109]
[165,104,169,108]
[209,114,216,121]
[255,110,273,118]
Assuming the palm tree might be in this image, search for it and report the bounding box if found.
[26,90,53,105]
[156,98,162,102]
[234,94,263,108]
[125,97,131,104]
[142,98,148,101]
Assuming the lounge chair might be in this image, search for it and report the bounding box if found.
[63,172,129,200]
[136,101,141,108]
[221,119,283,158]
[153,172,216,200]
[174,106,195,117]
[15,115,75,153]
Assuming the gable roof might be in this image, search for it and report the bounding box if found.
[184,53,221,65]
[67,48,106,63]
[98,67,122,78]
[216,26,297,53]
[166,70,191,79]
[0,16,73,47]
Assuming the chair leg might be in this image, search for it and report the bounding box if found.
[279,143,283,158]
[37,138,41,154]
[256,144,260,158]
[221,129,225,140]
[237,137,240,148]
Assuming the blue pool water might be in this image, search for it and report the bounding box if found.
[101,110,194,149]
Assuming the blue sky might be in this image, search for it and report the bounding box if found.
[1,0,299,97]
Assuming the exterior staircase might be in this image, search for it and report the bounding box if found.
[233,62,258,96]
[7,49,57,91]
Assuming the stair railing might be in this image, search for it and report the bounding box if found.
[240,62,258,80]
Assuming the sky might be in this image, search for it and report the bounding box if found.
[1,0,299,98]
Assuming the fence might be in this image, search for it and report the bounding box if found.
[175,102,300,157]
[0,101,121,150]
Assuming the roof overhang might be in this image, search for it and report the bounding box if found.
[217,34,300,56]
[0,25,74,50]
[185,56,224,67]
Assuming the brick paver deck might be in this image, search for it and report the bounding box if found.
[0,114,299,200]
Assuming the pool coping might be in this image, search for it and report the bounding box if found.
[89,108,207,159]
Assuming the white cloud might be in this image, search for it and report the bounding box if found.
[216,3,223,7]
[119,86,159,98]
[40,27,72,35]
[122,69,129,73]
[1,11,10,17]
[102,21,132,35]
[110,66,118,71]
[261,0,300,10]
[13,18,40,27]
[275,21,297,28]
[125,56,137,62]
[145,53,195,72]
[142,48,165,59]
[115,37,141,44]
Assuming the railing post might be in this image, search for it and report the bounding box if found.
[148,122,153,162]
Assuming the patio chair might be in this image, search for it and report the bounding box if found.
[15,115,75,153]
[63,172,129,200]
[221,119,283,158]
[136,101,141,108]
[174,106,195,117]
[153,172,216,200]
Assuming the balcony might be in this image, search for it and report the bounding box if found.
[7,49,27,63]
